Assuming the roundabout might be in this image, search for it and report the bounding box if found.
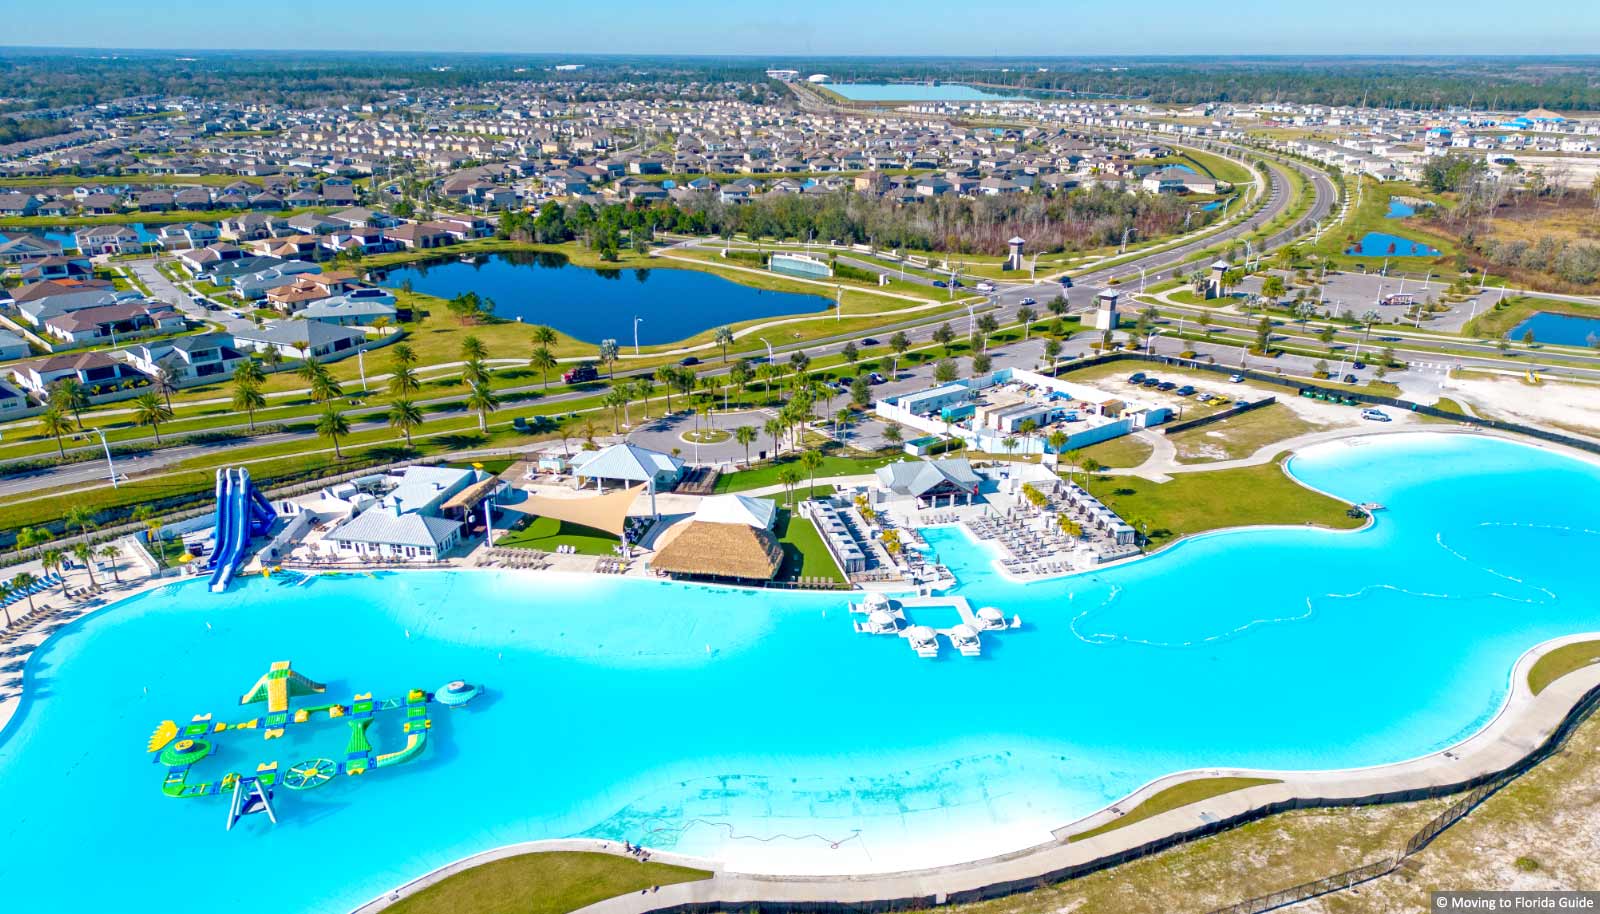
[680,428,732,445]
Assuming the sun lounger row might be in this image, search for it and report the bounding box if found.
[1,573,62,609]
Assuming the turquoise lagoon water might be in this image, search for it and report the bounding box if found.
[1,433,1598,912]
[1386,198,1417,218]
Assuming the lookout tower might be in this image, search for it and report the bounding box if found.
[1094,289,1121,331]
[1005,236,1025,272]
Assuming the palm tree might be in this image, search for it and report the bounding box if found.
[64,504,95,539]
[40,405,73,457]
[41,548,67,596]
[10,572,38,617]
[1065,449,1084,483]
[1002,435,1019,459]
[799,449,824,500]
[734,425,758,466]
[529,345,558,388]
[763,416,785,458]
[655,366,678,412]
[462,357,491,388]
[834,407,852,440]
[0,581,12,628]
[316,405,351,459]
[50,377,88,427]
[889,331,911,377]
[714,325,735,362]
[71,542,98,591]
[154,365,178,411]
[99,544,121,584]
[1047,430,1069,463]
[776,465,802,506]
[466,380,500,433]
[387,399,423,445]
[634,376,655,419]
[390,342,417,368]
[883,423,903,448]
[260,346,284,371]
[602,388,628,432]
[531,324,557,350]
[133,391,173,443]
[234,357,266,388]
[232,378,266,431]
[389,362,421,397]
[461,335,488,363]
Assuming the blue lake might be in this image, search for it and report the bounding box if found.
[1386,198,1417,218]
[1345,231,1440,257]
[3,433,1600,914]
[827,82,1021,102]
[1507,311,1600,346]
[377,251,831,344]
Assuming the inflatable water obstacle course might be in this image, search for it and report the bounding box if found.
[146,661,482,830]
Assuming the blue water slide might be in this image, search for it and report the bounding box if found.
[207,469,250,593]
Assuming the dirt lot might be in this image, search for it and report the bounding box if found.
[1443,370,1600,440]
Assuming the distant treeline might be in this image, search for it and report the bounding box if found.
[782,58,1600,111]
[5,52,1597,113]
[499,185,1215,258]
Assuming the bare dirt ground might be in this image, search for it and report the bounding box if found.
[951,708,1600,914]
[1442,371,1600,440]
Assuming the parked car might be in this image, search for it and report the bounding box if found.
[1157,382,1177,392]
[1059,275,1074,288]
[933,280,948,288]
[975,282,996,293]
[1210,396,1231,407]
[868,372,887,384]
[950,279,964,288]
[1361,408,1392,422]
[1176,385,1196,396]
[1019,297,1037,306]
[1127,372,1147,384]
[1229,374,1245,383]
[1352,361,1366,370]
[561,362,599,384]
[1342,373,1358,384]
[1196,392,1215,402]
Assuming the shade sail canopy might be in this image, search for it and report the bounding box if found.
[500,484,644,537]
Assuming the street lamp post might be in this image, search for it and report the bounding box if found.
[1138,266,1147,294]
[633,316,643,355]
[76,428,117,488]
[758,337,774,365]
[357,348,368,394]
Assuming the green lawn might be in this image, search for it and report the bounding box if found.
[384,851,710,914]
[1068,777,1281,842]
[1528,640,1600,695]
[713,452,902,494]
[496,515,618,555]
[773,510,845,583]
[1080,457,1364,546]
[1077,434,1155,469]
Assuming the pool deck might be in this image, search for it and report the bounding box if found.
[358,632,1600,914]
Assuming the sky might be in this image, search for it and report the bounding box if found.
[4,0,1599,56]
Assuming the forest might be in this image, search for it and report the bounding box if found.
[497,184,1216,257]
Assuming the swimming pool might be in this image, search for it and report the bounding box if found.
[2,433,1597,913]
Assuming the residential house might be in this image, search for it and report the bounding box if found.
[74,225,144,256]
[8,350,150,397]
[124,332,246,383]
[232,320,366,361]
